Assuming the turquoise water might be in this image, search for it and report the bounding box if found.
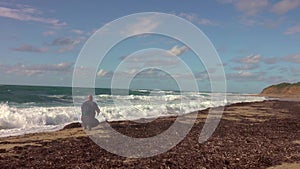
[0,85,154,105]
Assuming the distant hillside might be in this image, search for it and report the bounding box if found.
[260,82,300,97]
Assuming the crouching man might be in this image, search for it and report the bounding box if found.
[81,95,100,130]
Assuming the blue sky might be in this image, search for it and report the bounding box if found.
[0,0,300,93]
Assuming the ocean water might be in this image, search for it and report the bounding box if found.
[0,85,265,137]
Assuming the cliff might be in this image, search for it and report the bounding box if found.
[260,82,300,98]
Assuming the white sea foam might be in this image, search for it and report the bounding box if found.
[0,103,80,137]
[0,93,265,137]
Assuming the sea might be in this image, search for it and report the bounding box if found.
[0,85,265,137]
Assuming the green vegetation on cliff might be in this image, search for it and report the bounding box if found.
[261,82,300,97]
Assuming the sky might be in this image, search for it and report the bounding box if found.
[0,0,300,93]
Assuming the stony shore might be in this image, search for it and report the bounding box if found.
[0,100,299,168]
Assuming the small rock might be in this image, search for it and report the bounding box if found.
[62,122,82,130]
[0,149,6,153]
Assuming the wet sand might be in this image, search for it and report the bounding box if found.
[0,100,299,168]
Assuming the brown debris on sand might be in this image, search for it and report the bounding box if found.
[0,100,299,168]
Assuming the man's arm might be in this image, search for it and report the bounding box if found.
[95,102,100,115]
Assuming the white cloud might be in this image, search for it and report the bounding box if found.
[96,68,176,79]
[262,17,285,29]
[51,37,85,53]
[49,62,74,71]
[237,54,262,64]
[42,30,56,36]
[71,29,84,35]
[239,16,259,26]
[0,62,73,76]
[56,46,78,53]
[233,64,259,70]
[167,45,189,56]
[284,24,300,35]
[227,71,265,81]
[220,0,269,16]
[120,16,160,36]
[12,44,48,53]
[97,69,108,77]
[237,71,253,77]
[239,16,285,28]
[284,54,300,63]
[271,0,300,14]
[262,57,279,64]
[120,48,185,69]
[51,37,80,46]
[178,13,218,26]
[258,75,285,84]
[0,6,66,27]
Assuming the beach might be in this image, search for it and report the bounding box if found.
[0,100,299,168]
[1,0,300,168]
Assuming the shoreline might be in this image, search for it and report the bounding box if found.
[0,98,292,140]
[264,97,300,102]
[0,96,266,138]
[258,93,300,99]
[0,100,299,168]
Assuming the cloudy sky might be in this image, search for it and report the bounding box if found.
[0,0,299,93]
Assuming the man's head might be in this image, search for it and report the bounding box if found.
[87,94,93,101]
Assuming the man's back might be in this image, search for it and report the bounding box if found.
[81,95,100,130]
[81,100,99,117]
